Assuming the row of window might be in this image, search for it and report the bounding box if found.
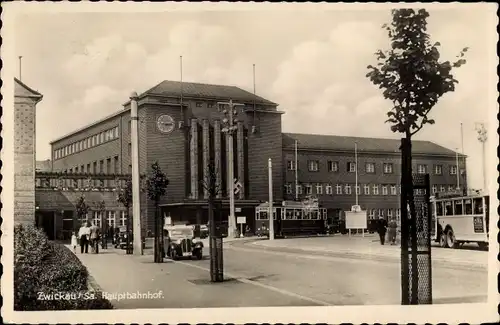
[77,211,128,228]
[285,183,459,196]
[287,160,460,176]
[62,156,120,175]
[54,126,120,160]
[435,198,484,216]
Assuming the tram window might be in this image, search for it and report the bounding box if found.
[294,209,302,220]
[473,198,483,214]
[454,200,463,215]
[464,199,473,215]
[445,202,453,216]
[260,211,268,220]
[436,202,444,216]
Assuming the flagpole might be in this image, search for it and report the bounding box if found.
[180,56,183,120]
[253,64,256,124]
[295,139,298,201]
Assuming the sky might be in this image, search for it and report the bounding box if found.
[11,3,498,189]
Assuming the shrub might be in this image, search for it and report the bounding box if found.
[14,224,113,310]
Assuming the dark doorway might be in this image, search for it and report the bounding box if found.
[35,211,55,240]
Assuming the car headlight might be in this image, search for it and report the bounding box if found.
[176,239,182,244]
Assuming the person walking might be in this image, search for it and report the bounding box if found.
[78,222,90,254]
[90,222,100,254]
[388,217,398,245]
[71,231,78,254]
[377,216,388,245]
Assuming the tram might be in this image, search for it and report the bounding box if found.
[254,200,328,238]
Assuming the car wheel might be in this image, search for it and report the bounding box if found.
[170,248,178,260]
[439,232,448,248]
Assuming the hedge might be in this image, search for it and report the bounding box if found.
[14,224,114,310]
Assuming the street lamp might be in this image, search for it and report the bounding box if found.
[218,98,244,238]
[475,122,488,190]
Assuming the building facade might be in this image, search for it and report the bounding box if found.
[46,80,466,233]
[282,133,467,226]
[14,78,43,225]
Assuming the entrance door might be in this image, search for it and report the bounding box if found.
[36,211,56,240]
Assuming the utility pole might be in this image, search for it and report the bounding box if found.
[268,158,274,241]
[130,92,143,255]
[219,99,244,238]
[475,123,488,190]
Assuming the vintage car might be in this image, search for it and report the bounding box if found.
[114,227,145,250]
[163,225,204,260]
[199,224,209,238]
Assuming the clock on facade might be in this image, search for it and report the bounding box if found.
[156,114,175,134]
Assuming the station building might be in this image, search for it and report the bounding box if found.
[44,80,466,236]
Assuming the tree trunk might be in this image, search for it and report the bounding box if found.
[154,203,161,263]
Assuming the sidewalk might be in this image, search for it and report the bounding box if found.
[65,237,312,309]
[251,235,488,269]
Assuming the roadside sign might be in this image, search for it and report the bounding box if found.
[237,216,246,224]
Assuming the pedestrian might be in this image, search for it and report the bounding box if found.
[377,216,388,245]
[78,221,90,254]
[90,222,100,254]
[71,231,78,254]
[388,217,398,245]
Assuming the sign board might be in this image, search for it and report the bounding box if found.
[235,207,242,213]
[473,216,484,233]
[237,216,246,224]
[351,205,361,212]
[345,210,367,229]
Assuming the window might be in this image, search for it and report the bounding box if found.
[120,211,127,227]
[114,126,119,138]
[434,165,443,175]
[399,185,402,195]
[93,162,98,175]
[473,198,483,214]
[80,165,84,173]
[91,136,95,146]
[326,185,333,195]
[355,185,361,195]
[296,185,303,195]
[391,185,397,195]
[108,211,116,227]
[382,185,388,195]
[364,185,370,195]
[448,185,455,191]
[464,199,473,215]
[305,184,312,195]
[128,143,132,155]
[336,184,343,195]
[383,163,393,174]
[365,162,375,173]
[287,160,295,170]
[345,184,352,195]
[316,184,323,195]
[347,162,356,173]
[454,200,463,215]
[436,202,444,216]
[196,102,203,107]
[450,165,457,175]
[387,209,393,218]
[378,209,384,218]
[285,184,292,194]
[92,211,101,228]
[104,131,109,141]
[395,209,401,220]
[369,209,375,219]
[114,156,119,174]
[75,166,79,173]
[208,103,214,108]
[417,164,427,174]
[86,163,91,173]
[440,185,446,192]
[445,201,453,215]
[100,132,104,143]
[328,161,339,172]
[99,160,104,174]
[373,185,379,195]
[308,160,319,172]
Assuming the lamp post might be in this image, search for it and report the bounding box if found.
[475,123,488,190]
[218,99,244,238]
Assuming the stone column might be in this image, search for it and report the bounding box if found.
[190,118,199,199]
[237,121,245,199]
[202,119,210,199]
[214,120,222,198]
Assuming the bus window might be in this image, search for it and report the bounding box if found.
[473,198,483,214]
[464,199,473,214]
[436,202,444,216]
[454,200,463,215]
[445,201,453,216]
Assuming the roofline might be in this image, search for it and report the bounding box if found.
[281,146,465,158]
[122,93,278,107]
[14,77,43,102]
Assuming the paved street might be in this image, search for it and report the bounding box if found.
[71,236,488,309]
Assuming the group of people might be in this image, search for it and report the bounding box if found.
[376,216,398,245]
[71,221,102,254]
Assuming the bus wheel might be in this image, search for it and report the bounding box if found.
[446,229,457,249]
[439,233,448,248]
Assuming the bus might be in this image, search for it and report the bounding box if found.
[255,200,328,238]
[430,191,489,249]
